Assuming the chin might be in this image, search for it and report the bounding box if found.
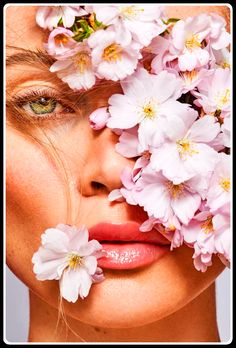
[61,256,182,328]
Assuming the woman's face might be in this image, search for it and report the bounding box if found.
[6,6,225,329]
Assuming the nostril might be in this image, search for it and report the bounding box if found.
[91,181,106,191]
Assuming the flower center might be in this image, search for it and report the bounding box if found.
[177,139,198,159]
[120,6,144,19]
[142,101,157,120]
[102,44,122,62]
[166,181,184,198]
[220,61,230,69]
[201,216,214,234]
[74,52,91,73]
[68,253,83,269]
[142,150,151,159]
[54,33,70,45]
[216,88,230,108]
[185,34,201,50]
[180,70,198,85]
[220,178,230,192]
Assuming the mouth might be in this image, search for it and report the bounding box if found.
[89,222,171,270]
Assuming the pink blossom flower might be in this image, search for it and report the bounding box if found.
[150,35,171,74]
[139,217,176,245]
[36,6,87,30]
[192,243,213,272]
[182,209,230,271]
[208,13,231,50]
[88,28,141,81]
[170,229,184,250]
[107,68,184,148]
[50,41,96,90]
[115,126,141,158]
[132,155,150,181]
[210,47,231,69]
[108,167,137,205]
[139,216,160,232]
[151,114,220,184]
[89,107,110,130]
[178,68,213,94]
[169,14,211,71]
[206,132,225,152]
[45,27,78,59]
[213,213,231,265]
[134,164,203,225]
[206,153,230,214]
[93,5,166,47]
[32,224,105,302]
[108,160,151,206]
[193,68,231,118]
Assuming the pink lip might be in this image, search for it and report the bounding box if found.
[89,222,171,270]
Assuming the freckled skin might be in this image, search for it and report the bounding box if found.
[6,5,230,342]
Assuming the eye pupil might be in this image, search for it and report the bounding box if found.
[38,97,50,106]
[29,98,57,114]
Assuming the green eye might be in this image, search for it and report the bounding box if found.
[29,97,57,115]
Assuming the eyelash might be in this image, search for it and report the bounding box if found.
[10,88,77,122]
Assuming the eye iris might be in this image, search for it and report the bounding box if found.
[29,97,57,114]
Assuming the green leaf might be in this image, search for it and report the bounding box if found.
[167,17,180,24]
[72,19,94,42]
[162,17,180,25]
[57,17,63,26]
[89,13,107,30]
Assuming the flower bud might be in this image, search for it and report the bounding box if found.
[89,107,110,130]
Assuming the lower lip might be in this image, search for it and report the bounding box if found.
[98,242,170,270]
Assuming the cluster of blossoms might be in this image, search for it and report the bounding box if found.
[33,5,231,302]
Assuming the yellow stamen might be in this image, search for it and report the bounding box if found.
[166,181,184,198]
[220,61,230,69]
[121,6,144,19]
[168,224,176,231]
[102,44,122,62]
[177,139,198,158]
[142,101,157,119]
[220,178,230,192]
[74,52,91,73]
[180,70,198,85]
[54,34,70,45]
[201,216,214,234]
[218,88,230,107]
[68,253,83,269]
[185,34,201,50]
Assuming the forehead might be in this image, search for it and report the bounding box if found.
[6,6,48,50]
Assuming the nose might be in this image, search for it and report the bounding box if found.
[79,127,135,196]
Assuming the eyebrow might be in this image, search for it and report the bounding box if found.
[6,48,55,68]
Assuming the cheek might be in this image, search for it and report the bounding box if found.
[6,131,68,222]
[6,130,68,287]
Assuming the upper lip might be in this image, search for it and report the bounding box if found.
[88,222,171,245]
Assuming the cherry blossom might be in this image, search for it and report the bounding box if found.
[45,27,78,58]
[89,107,110,130]
[36,6,87,30]
[32,224,105,302]
[50,41,96,90]
[150,114,220,184]
[88,28,141,81]
[206,153,230,214]
[132,164,203,226]
[193,67,231,118]
[107,68,184,148]
[93,5,166,47]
